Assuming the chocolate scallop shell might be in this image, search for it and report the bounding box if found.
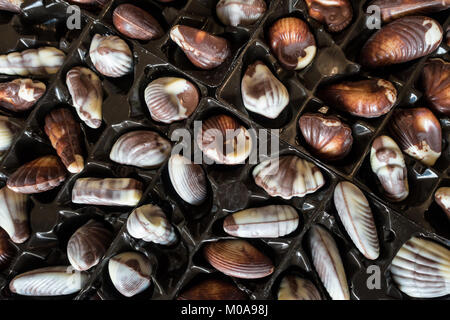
[216,0,266,27]
[252,155,325,199]
[203,239,274,279]
[435,187,450,219]
[169,25,231,70]
[389,108,442,166]
[0,187,28,243]
[360,16,443,68]
[0,228,14,270]
[268,17,316,70]
[299,113,353,160]
[108,251,152,297]
[178,278,247,300]
[168,154,207,206]
[196,114,252,165]
[305,0,353,32]
[278,275,322,300]
[0,78,46,112]
[7,155,67,194]
[370,135,409,202]
[422,59,450,116]
[109,130,171,168]
[223,205,299,238]
[241,60,289,119]
[308,225,350,300]
[333,181,380,260]
[144,77,199,124]
[319,79,397,118]
[390,236,450,298]
[89,34,133,78]
[9,266,88,296]
[126,204,177,245]
[67,219,113,271]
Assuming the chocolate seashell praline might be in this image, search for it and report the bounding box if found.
[278,275,322,300]
[0,0,23,13]
[178,278,247,300]
[360,16,443,68]
[299,113,353,160]
[305,0,353,32]
[169,25,231,70]
[0,228,14,270]
[216,0,267,27]
[0,79,46,112]
[0,116,20,160]
[435,187,450,219]
[0,187,28,244]
[422,59,450,116]
[318,79,397,118]
[113,4,164,41]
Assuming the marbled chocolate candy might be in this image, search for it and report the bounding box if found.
[435,187,450,219]
[178,278,247,300]
[305,0,353,32]
[422,59,450,116]
[216,0,266,27]
[278,275,322,300]
[0,79,46,112]
[0,187,28,243]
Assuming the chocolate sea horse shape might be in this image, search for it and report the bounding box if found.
[9,266,88,296]
[7,155,67,194]
[0,47,65,76]
[422,59,450,116]
[389,108,442,166]
[178,279,247,300]
[360,16,443,68]
[223,205,299,238]
[278,275,322,300]
[0,0,23,12]
[305,0,353,32]
[72,178,143,206]
[0,79,46,112]
[216,0,267,27]
[390,236,450,298]
[44,108,84,174]
[308,224,350,300]
[169,25,231,70]
[66,66,103,129]
[318,79,397,118]
[435,187,450,219]
[370,136,409,202]
[333,181,380,260]
[0,187,28,244]
[368,0,450,23]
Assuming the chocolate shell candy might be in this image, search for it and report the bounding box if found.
[278,275,322,300]
[422,59,450,116]
[333,182,380,260]
[0,228,14,270]
[435,187,450,219]
[89,34,133,78]
[127,204,177,245]
[252,155,325,199]
[0,0,23,13]
[390,236,450,298]
[0,187,28,243]
[319,79,397,118]
[178,278,247,300]
[0,79,46,112]
[204,239,274,279]
[370,135,409,202]
[196,114,252,165]
[268,17,316,70]
[368,0,450,23]
[66,66,103,129]
[447,25,450,47]
[360,16,443,68]
[216,0,266,27]
[108,252,152,297]
[308,224,350,300]
[241,61,289,119]
[44,108,84,174]
[389,108,442,166]
[168,154,207,206]
[109,130,171,168]
[169,25,231,70]
[305,0,353,32]
[113,4,164,41]
[72,178,142,206]
[0,116,20,159]
[7,155,67,194]
[67,220,113,271]
[223,205,299,238]
[9,266,88,296]
[299,113,353,160]
[144,77,199,124]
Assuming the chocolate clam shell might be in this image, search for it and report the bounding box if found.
[360,16,443,68]
[0,187,28,244]
[203,239,274,279]
[178,278,247,300]
[435,187,450,219]
[278,275,322,300]
[422,59,450,116]
[0,79,46,112]
[216,0,267,27]
[305,0,353,32]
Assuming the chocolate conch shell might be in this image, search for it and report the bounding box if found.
[66,66,103,129]
[390,236,450,298]
[252,155,325,199]
[216,0,266,27]
[422,59,450,116]
[126,204,177,245]
[305,0,353,32]
[0,187,28,244]
[0,79,46,112]
[0,47,65,76]
[333,181,380,260]
[370,135,409,202]
[278,275,322,300]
